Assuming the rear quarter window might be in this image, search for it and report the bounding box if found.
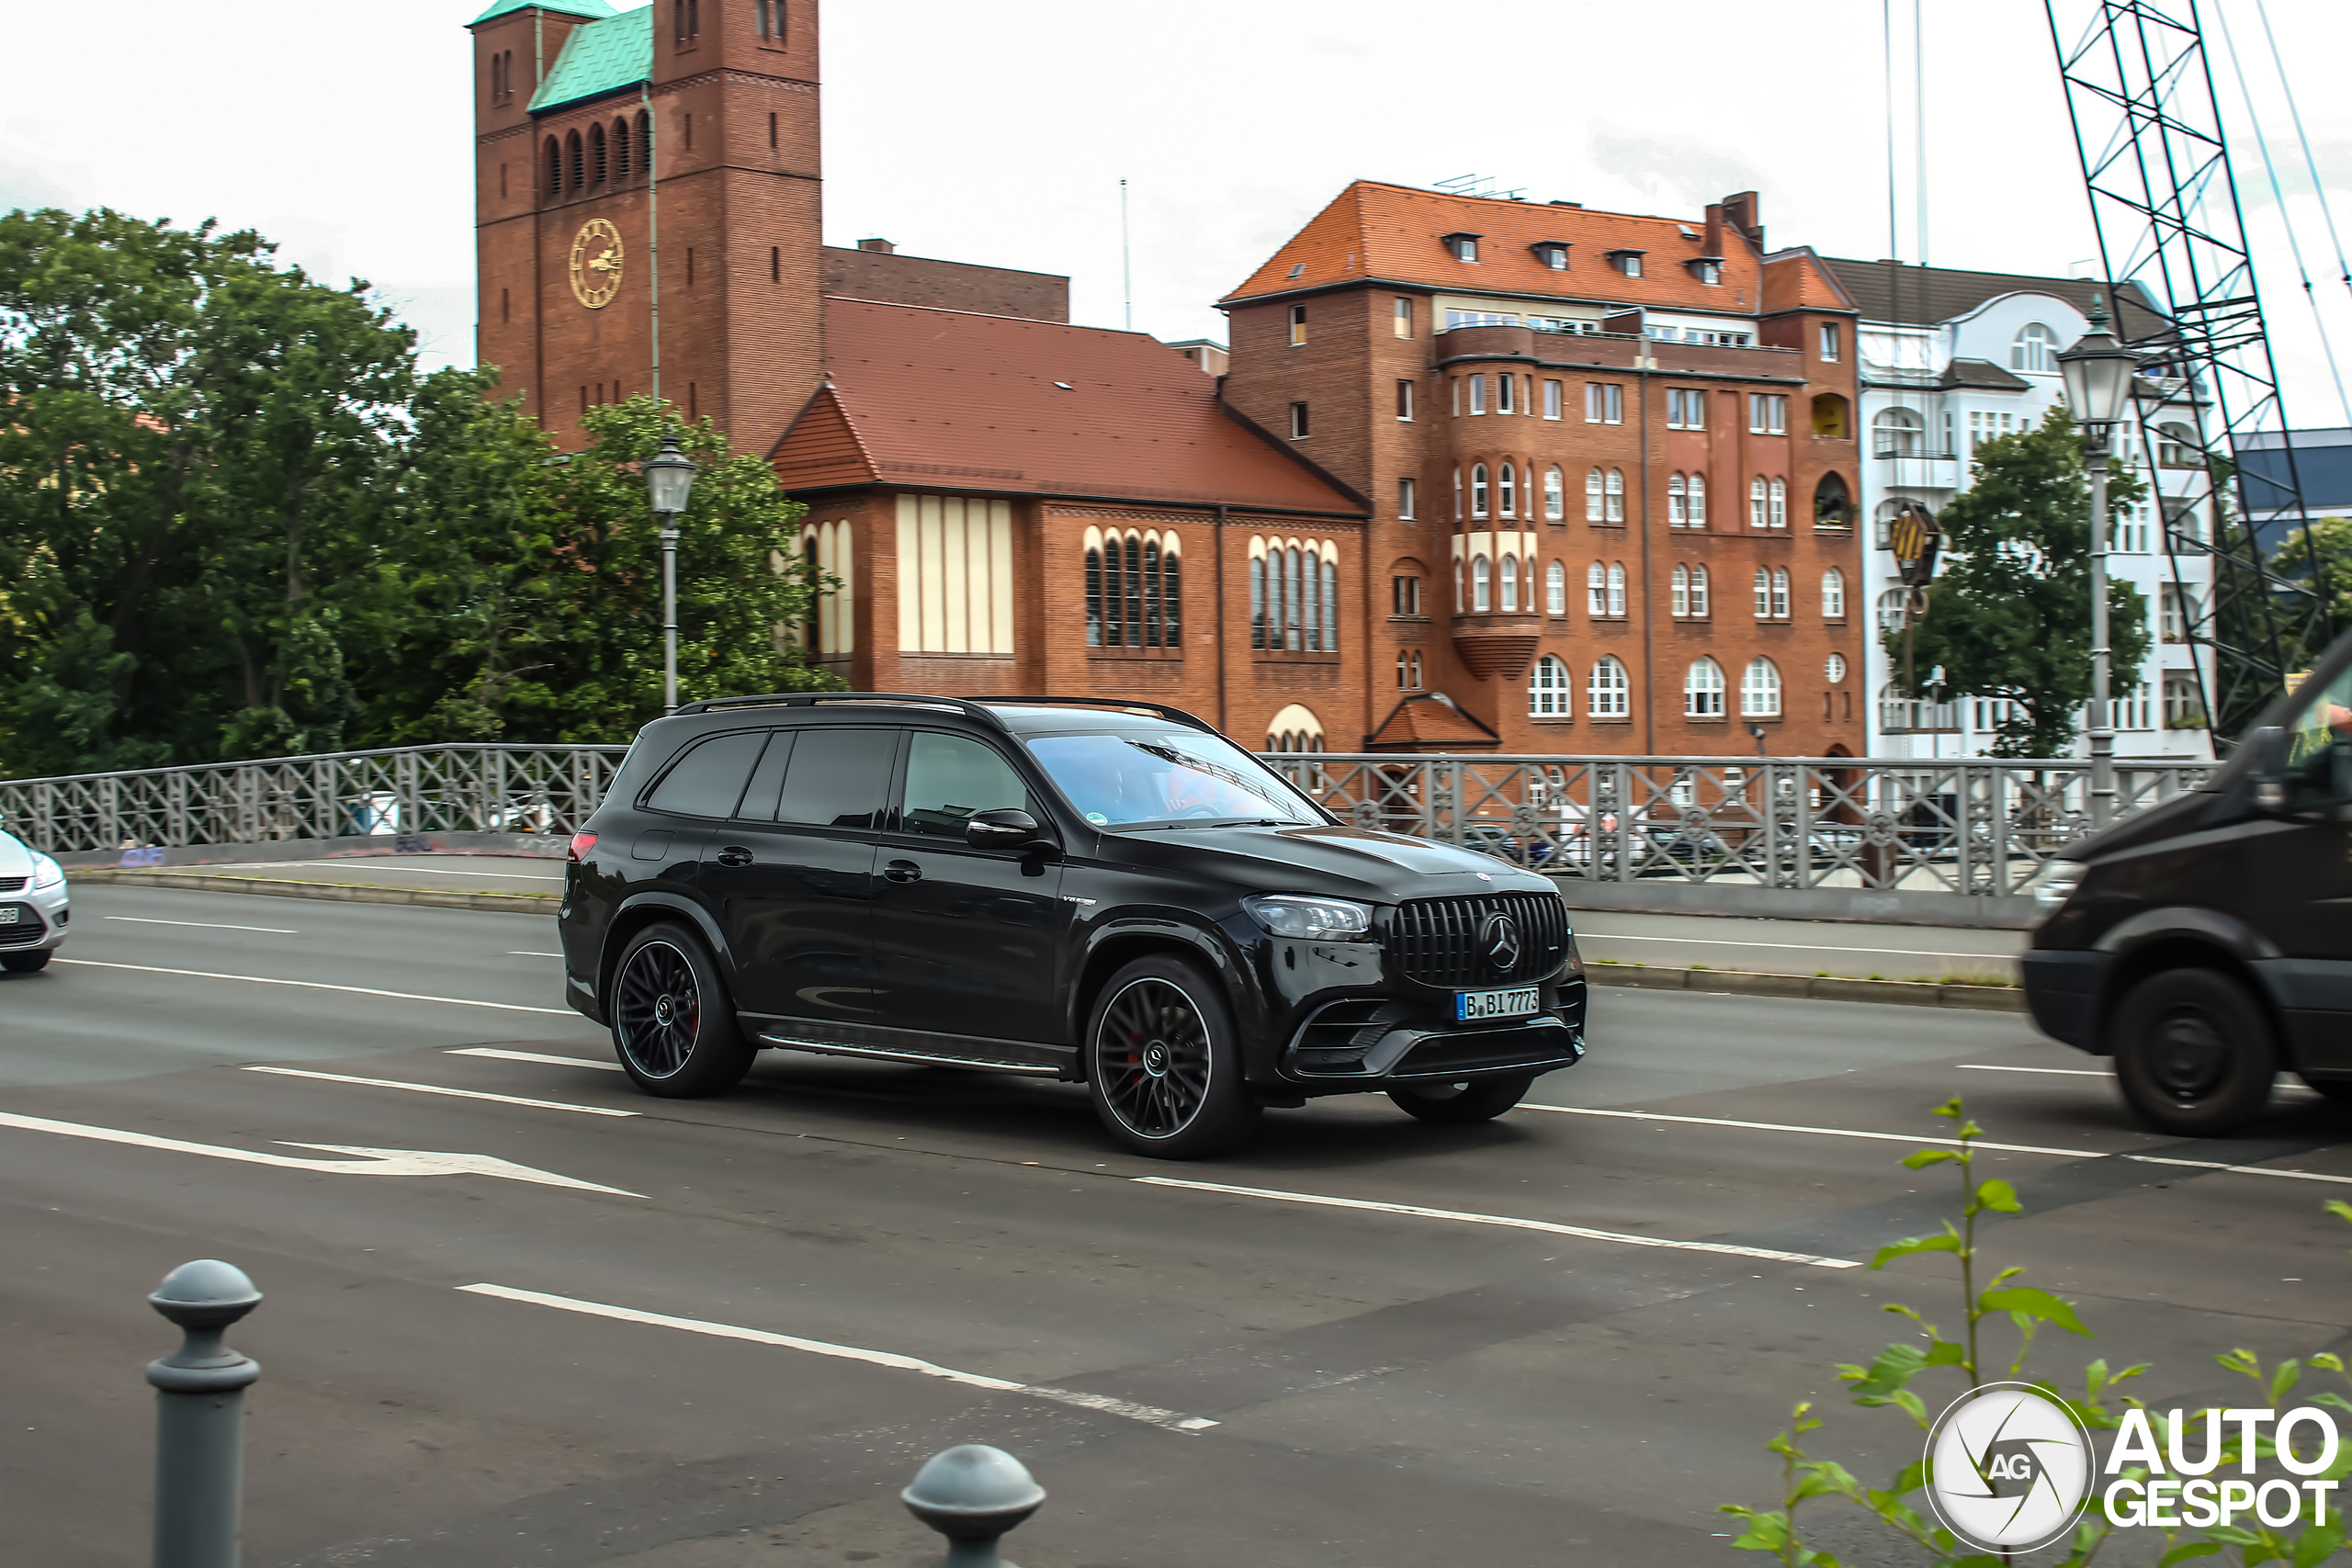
[643,730,771,818]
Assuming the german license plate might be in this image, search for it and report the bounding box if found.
[0,908,18,923]
[1455,986,1539,1022]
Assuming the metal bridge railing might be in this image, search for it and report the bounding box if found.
[3,744,2216,896]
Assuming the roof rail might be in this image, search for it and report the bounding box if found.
[670,691,1218,736]
[975,695,1217,734]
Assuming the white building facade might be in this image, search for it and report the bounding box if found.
[1821,260,2216,762]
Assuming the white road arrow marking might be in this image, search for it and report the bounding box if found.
[0,1111,641,1197]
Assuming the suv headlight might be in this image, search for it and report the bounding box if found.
[1243,894,1373,940]
[2023,858,2083,912]
[29,853,64,891]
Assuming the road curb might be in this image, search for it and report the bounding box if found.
[68,870,558,916]
[1586,963,2025,1012]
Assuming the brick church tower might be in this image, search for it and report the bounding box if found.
[468,0,824,449]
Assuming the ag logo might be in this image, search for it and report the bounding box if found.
[1925,1382,2093,1553]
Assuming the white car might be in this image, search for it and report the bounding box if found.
[0,829,68,974]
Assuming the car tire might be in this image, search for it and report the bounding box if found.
[1387,1074,1534,1124]
[1,950,51,974]
[2112,968,2278,1136]
[610,922,756,1098]
[1084,954,1258,1159]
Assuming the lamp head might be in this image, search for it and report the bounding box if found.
[643,430,697,516]
[2058,293,2137,428]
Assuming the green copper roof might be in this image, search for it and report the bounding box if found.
[527,6,653,112]
[469,0,617,25]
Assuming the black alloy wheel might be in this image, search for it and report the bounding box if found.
[1387,1073,1535,1124]
[1085,954,1257,1159]
[2112,967,2278,1136]
[611,922,756,1098]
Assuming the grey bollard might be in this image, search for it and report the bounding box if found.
[146,1260,263,1568]
[902,1444,1046,1568]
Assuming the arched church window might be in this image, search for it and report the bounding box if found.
[544,137,561,197]
[612,118,631,178]
[590,123,607,185]
[565,130,583,191]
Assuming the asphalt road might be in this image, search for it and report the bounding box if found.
[5,885,2346,1568]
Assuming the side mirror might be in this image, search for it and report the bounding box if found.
[966,807,1055,854]
[2250,725,2288,814]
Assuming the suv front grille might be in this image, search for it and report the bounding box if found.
[1385,893,1566,988]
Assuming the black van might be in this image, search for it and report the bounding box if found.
[2021,638,2352,1134]
[558,694,1587,1157]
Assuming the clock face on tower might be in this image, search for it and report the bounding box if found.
[569,219,624,310]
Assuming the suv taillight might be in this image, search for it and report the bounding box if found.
[568,832,598,863]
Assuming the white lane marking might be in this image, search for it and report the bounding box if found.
[1579,932,2015,962]
[458,1283,1217,1432]
[103,915,299,934]
[1524,1104,2352,1187]
[1960,1064,2109,1077]
[1134,1175,1858,1269]
[449,1047,627,1071]
[0,1111,640,1195]
[54,958,573,1014]
[508,952,564,958]
[242,1065,635,1117]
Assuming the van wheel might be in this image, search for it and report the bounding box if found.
[611,923,756,1098]
[1388,1075,1534,1124]
[1085,955,1258,1159]
[2112,969,2277,1136]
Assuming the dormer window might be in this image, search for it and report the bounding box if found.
[1607,250,1645,278]
[1443,231,1481,263]
[1689,257,1724,285]
[1531,242,1570,270]
[1285,262,1305,279]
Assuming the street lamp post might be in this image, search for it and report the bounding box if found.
[2058,298,2139,831]
[643,431,698,715]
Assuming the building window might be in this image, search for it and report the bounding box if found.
[1747,393,1787,434]
[1877,589,1906,634]
[1471,464,1490,519]
[1531,655,1573,716]
[771,245,781,282]
[1394,298,1413,338]
[1873,407,1927,457]
[2118,681,2154,730]
[614,117,633,176]
[1689,564,1710,616]
[1686,658,1726,717]
[1822,567,1846,619]
[1397,477,1417,520]
[1544,466,1564,520]
[1396,649,1424,690]
[1544,379,1563,420]
[1453,468,1464,522]
[1499,553,1520,612]
[565,130,584,190]
[1687,473,1706,527]
[1468,374,1487,415]
[1498,374,1516,415]
[1691,259,1723,285]
[1545,559,1566,615]
[1605,468,1624,524]
[1446,232,1480,262]
[1667,389,1706,429]
[1810,395,1850,440]
[1771,566,1790,617]
[1671,563,1690,616]
[1748,477,1767,528]
[1472,554,1492,612]
[2158,422,2201,467]
[1533,243,1570,270]
[2012,322,2060,373]
[1587,561,1608,616]
[1392,378,1414,422]
[1668,474,1687,526]
[1612,251,1644,277]
[1586,382,1623,424]
[1287,305,1308,346]
[1250,538,1339,651]
[1607,561,1626,616]
[1498,463,1516,518]
[1289,402,1309,440]
[1585,468,1605,522]
[1769,477,1787,529]
[1589,656,1631,717]
[2164,671,2207,728]
[590,123,608,183]
[1392,574,1422,615]
[1820,322,1841,362]
[1741,658,1782,717]
[1085,530,1182,650]
[1753,568,1774,619]
[2161,583,2192,642]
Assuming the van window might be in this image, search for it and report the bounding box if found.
[2284,667,2352,809]
[899,732,1029,837]
[644,731,769,818]
[775,728,899,829]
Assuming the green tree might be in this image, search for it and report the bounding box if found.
[1890,408,2153,758]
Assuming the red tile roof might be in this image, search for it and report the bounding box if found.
[772,299,1363,514]
[1367,694,1501,750]
[1224,181,1767,316]
[1760,247,1860,314]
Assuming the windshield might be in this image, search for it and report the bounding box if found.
[1023,730,1325,829]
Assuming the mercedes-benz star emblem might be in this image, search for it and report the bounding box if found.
[1482,913,1521,970]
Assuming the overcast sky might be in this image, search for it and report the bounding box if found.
[11,0,2352,425]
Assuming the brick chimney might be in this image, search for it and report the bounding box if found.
[1719,192,1763,253]
[857,237,896,254]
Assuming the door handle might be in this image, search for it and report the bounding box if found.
[714,845,753,868]
[883,860,923,884]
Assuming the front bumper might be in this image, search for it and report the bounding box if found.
[2020,948,2111,1053]
[1,879,70,953]
[1282,994,1587,1087]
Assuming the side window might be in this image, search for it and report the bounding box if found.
[899,732,1032,838]
[775,728,899,829]
[643,731,769,818]
[734,730,795,819]
[2284,668,2352,809]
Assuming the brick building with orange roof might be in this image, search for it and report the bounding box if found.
[1219,181,1866,756]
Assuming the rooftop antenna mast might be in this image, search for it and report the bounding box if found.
[2045,0,2335,745]
[1120,178,1132,331]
